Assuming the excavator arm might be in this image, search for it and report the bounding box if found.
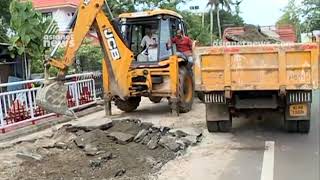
[36,0,134,115]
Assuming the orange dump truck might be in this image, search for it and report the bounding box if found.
[194,43,319,133]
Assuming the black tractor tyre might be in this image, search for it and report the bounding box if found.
[298,120,310,133]
[149,97,162,103]
[178,66,194,113]
[115,97,141,112]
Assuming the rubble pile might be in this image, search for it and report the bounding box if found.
[225,25,281,43]
[11,119,202,180]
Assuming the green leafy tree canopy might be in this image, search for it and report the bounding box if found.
[9,0,52,75]
[300,0,320,32]
[0,0,12,42]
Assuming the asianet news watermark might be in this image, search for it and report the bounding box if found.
[43,19,74,48]
[211,40,298,47]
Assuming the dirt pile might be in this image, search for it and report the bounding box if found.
[3,119,202,180]
[225,25,281,43]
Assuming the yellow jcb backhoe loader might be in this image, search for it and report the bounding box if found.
[36,0,194,116]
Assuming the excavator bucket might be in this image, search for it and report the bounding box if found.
[36,81,75,117]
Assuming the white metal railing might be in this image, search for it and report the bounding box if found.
[0,72,102,132]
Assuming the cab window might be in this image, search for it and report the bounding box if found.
[159,18,172,60]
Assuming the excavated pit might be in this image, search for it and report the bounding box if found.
[0,119,202,180]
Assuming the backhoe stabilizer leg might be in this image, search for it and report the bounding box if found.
[171,98,179,116]
[104,94,112,116]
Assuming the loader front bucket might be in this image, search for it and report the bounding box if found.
[36,81,75,116]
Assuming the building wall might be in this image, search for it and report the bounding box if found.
[40,7,76,32]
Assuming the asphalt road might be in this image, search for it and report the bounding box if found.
[0,90,318,180]
[218,90,320,180]
[113,91,320,180]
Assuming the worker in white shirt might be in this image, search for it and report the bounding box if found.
[141,28,158,49]
[139,28,158,62]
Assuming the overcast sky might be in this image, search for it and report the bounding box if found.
[179,0,302,26]
[240,0,301,25]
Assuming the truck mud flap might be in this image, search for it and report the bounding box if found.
[206,104,230,122]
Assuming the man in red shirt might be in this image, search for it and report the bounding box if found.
[169,29,194,63]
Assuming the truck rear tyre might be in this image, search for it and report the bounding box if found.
[178,66,194,113]
[298,120,310,133]
[115,97,141,112]
[207,121,219,132]
[284,120,298,133]
[207,120,232,133]
[219,120,232,132]
[149,97,162,103]
[284,120,310,133]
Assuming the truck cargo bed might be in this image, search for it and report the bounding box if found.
[195,43,319,91]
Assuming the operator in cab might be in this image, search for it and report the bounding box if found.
[139,28,158,62]
[141,28,158,49]
[169,29,193,64]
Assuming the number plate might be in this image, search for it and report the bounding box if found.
[289,104,308,117]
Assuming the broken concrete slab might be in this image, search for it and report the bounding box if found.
[35,138,56,149]
[140,122,153,130]
[134,129,149,143]
[97,152,113,161]
[147,133,160,150]
[89,159,102,168]
[16,151,43,161]
[169,128,202,138]
[74,129,107,148]
[74,130,86,136]
[108,132,134,145]
[83,145,99,156]
[114,169,126,177]
[126,119,141,124]
[158,135,181,152]
[52,129,77,145]
[141,133,152,145]
[180,136,199,146]
[70,119,113,132]
[54,142,68,149]
[159,127,171,135]
[176,139,187,151]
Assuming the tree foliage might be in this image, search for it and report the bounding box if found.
[53,39,103,74]
[0,0,12,42]
[207,0,234,40]
[181,11,212,46]
[134,0,186,10]
[107,0,135,16]
[300,0,320,32]
[277,0,300,26]
[277,0,301,39]
[204,9,244,39]
[9,0,51,75]
[77,40,104,72]
[278,0,320,33]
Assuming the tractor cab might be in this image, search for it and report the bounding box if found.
[119,10,187,65]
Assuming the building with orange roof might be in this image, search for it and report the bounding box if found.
[30,0,80,32]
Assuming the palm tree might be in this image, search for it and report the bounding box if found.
[207,0,233,42]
